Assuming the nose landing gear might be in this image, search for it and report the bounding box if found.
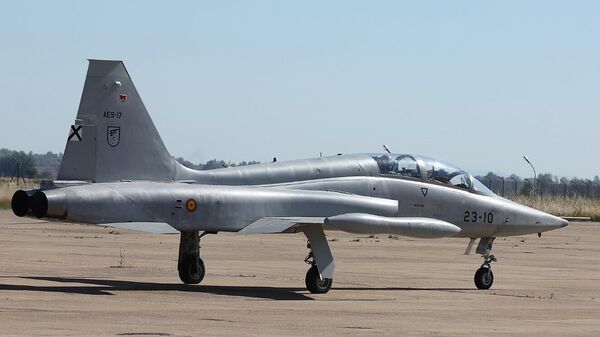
[473,237,496,290]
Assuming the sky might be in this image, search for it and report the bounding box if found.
[0,1,599,179]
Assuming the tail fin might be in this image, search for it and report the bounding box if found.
[57,60,176,182]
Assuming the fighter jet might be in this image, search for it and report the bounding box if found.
[11,60,568,293]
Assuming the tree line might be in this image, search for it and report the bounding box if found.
[474,172,600,198]
[474,171,600,187]
[0,148,61,179]
[0,148,261,179]
[175,157,261,170]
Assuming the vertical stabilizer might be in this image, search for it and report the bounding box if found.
[57,60,175,182]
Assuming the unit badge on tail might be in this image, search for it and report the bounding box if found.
[107,126,121,147]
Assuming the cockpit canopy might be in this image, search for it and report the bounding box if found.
[371,153,495,196]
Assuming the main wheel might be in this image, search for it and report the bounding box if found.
[474,266,494,289]
[305,265,332,294]
[178,256,205,284]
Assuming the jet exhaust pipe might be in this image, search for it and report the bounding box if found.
[325,213,461,238]
[11,189,37,217]
[11,189,67,219]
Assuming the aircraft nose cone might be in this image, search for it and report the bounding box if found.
[559,218,569,228]
[500,200,569,236]
[545,214,568,230]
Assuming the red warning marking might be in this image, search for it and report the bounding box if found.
[119,94,128,103]
[186,198,197,212]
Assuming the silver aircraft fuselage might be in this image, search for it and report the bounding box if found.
[19,153,566,238]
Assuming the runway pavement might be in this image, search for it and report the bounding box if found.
[0,210,598,336]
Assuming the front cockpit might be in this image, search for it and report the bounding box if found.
[371,153,496,197]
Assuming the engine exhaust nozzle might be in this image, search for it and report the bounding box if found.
[32,190,68,219]
[11,189,67,219]
[11,189,38,217]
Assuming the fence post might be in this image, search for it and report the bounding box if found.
[587,182,591,198]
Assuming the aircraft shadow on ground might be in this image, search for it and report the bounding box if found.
[0,277,474,299]
[334,286,473,292]
[0,276,312,300]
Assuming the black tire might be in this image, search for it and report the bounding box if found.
[305,265,332,294]
[474,266,494,290]
[178,256,205,284]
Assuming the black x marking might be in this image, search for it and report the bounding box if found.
[68,125,82,141]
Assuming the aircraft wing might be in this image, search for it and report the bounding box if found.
[238,217,325,234]
[95,215,461,238]
[95,218,321,235]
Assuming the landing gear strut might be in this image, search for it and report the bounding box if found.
[304,242,333,294]
[474,237,496,290]
[178,230,205,284]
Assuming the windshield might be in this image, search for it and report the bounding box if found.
[472,177,497,197]
[419,156,472,191]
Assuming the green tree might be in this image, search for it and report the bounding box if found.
[0,150,37,178]
[202,159,228,170]
[176,157,200,169]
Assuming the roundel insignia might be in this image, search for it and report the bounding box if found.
[186,198,197,212]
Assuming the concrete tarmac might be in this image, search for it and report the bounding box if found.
[0,210,598,336]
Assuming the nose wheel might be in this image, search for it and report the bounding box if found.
[474,254,496,289]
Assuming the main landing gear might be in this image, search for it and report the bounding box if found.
[176,227,336,293]
[302,226,336,294]
[473,237,496,290]
[304,245,333,294]
[178,230,207,284]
